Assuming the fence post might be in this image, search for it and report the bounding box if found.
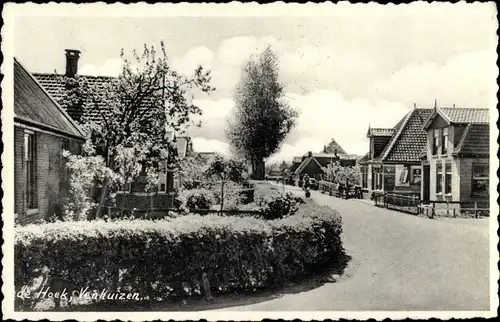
[453,207,456,218]
[446,201,449,216]
[431,202,435,219]
[474,202,478,218]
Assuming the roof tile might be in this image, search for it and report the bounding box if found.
[454,124,489,156]
[383,108,434,163]
[14,59,85,138]
[440,107,489,124]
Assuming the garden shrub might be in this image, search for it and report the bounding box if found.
[259,192,302,220]
[178,188,214,210]
[15,204,344,310]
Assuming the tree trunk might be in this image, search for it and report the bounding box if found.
[251,158,265,180]
[95,180,109,219]
[220,182,225,211]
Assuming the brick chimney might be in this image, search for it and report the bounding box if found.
[307,151,312,157]
[65,49,81,77]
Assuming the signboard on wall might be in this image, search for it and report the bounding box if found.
[411,166,422,185]
[395,165,410,187]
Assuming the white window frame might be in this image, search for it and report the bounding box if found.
[444,162,452,195]
[441,127,449,155]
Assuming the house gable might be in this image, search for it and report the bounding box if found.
[14,59,85,140]
[425,113,450,130]
[381,108,434,164]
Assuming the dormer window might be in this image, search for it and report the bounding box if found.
[441,127,448,155]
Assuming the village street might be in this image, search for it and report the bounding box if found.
[208,183,490,312]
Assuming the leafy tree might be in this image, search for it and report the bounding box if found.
[180,154,211,190]
[205,154,245,211]
[61,42,214,218]
[227,46,298,180]
[323,161,361,186]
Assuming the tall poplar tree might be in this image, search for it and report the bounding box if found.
[227,46,298,180]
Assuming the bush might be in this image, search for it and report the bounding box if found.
[259,192,303,220]
[178,188,214,210]
[15,205,344,310]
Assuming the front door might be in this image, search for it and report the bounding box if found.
[423,164,430,202]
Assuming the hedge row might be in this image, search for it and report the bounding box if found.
[15,204,343,309]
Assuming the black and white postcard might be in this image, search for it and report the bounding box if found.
[2,2,498,321]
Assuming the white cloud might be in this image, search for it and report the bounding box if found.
[369,50,498,109]
[171,46,215,77]
[216,36,284,68]
[79,58,125,77]
[267,90,409,162]
[191,137,230,156]
[188,88,410,164]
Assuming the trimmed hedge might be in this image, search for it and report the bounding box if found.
[15,204,343,309]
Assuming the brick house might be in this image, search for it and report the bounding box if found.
[33,49,191,209]
[14,58,86,225]
[420,106,490,207]
[359,107,434,197]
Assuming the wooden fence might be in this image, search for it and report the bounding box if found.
[372,192,421,215]
[418,201,489,219]
[318,180,363,199]
[372,191,490,218]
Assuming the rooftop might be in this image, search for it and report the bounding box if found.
[14,59,85,139]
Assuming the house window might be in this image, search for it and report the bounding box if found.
[445,162,452,194]
[471,163,489,197]
[436,162,443,194]
[24,132,37,209]
[441,128,448,155]
[373,168,382,190]
[433,129,440,155]
[361,166,368,189]
[62,138,70,151]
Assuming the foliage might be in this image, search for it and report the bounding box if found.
[211,181,244,210]
[226,46,298,170]
[60,141,119,222]
[58,42,215,216]
[259,192,304,220]
[178,188,214,210]
[322,161,361,186]
[15,204,344,310]
[180,155,211,190]
[205,154,246,210]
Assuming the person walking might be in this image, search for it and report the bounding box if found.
[303,174,311,198]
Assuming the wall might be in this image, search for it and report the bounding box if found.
[15,125,82,225]
[459,158,489,207]
[383,164,421,194]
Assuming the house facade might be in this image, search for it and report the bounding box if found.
[34,49,191,210]
[14,58,86,225]
[421,106,489,207]
[359,107,433,197]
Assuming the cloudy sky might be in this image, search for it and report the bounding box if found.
[14,3,497,163]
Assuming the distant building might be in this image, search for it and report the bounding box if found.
[420,106,489,207]
[292,138,357,185]
[359,107,434,196]
[14,58,86,225]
